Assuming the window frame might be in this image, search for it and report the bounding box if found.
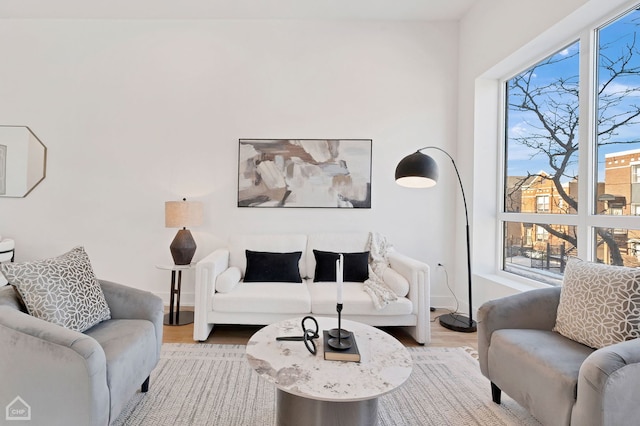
[497,5,640,284]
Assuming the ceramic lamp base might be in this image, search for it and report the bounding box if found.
[170,228,196,265]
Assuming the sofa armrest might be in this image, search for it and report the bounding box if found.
[99,279,164,358]
[477,286,561,375]
[0,306,110,425]
[572,339,640,426]
[387,251,430,344]
[194,248,230,341]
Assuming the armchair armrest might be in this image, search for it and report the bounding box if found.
[0,306,110,425]
[572,339,640,426]
[478,287,560,375]
[99,279,164,358]
[387,251,430,344]
[194,248,230,341]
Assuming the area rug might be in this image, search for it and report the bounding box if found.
[113,344,540,426]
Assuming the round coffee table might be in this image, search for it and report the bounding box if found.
[246,317,412,426]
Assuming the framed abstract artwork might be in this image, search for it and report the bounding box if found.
[238,139,372,208]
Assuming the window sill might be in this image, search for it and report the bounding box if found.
[473,271,551,294]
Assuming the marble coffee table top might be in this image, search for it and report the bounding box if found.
[246,317,413,402]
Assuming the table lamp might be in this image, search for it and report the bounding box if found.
[165,198,203,265]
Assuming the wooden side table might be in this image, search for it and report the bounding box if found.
[156,264,194,326]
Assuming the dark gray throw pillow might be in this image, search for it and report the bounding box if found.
[243,250,303,283]
[313,250,370,282]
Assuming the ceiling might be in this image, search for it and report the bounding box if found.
[0,0,479,21]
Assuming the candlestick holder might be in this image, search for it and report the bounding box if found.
[329,303,349,338]
[328,303,352,350]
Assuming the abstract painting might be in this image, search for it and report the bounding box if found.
[238,139,372,208]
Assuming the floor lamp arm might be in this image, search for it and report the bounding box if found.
[417,146,475,331]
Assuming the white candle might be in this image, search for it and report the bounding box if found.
[336,254,344,304]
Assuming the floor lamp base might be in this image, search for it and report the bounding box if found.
[439,313,477,333]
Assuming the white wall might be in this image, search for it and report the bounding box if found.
[459,0,637,309]
[3,129,30,196]
[0,19,459,305]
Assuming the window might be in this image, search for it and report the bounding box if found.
[503,221,576,286]
[501,5,640,284]
[535,226,548,241]
[632,165,640,184]
[536,195,550,213]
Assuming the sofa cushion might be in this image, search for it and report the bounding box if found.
[309,281,413,316]
[216,266,242,293]
[212,282,311,314]
[244,250,302,283]
[313,250,369,282]
[306,233,370,280]
[229,234,308,277]
[383,268,410,298]
[554,259,640,349]
[0,246,111,332]
[85,318,157,418]
[488,329,594,426]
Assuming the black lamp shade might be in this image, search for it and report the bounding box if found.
[395,151,439,188]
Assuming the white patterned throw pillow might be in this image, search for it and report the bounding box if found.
[554,259,640,349]
[0,246,111,332]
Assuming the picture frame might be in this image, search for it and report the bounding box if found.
[238,139,372,208]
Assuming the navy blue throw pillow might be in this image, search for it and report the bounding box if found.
[313,250,369,283]
[243,250,302,283]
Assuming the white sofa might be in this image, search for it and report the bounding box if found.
[193,232,431,344]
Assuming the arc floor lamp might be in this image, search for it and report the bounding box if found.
[395,147,477,333]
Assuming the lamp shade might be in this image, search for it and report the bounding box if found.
[394,151,439,188]
[165,200,203,229]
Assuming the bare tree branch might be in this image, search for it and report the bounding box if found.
[506,33,640,264]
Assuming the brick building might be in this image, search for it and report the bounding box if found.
[504,161,640,266]
[603,149,640,265]
[603,149,640,215]
[505,172,580,252]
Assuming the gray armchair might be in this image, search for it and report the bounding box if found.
[0,280,163,426]
[478,287,640,426]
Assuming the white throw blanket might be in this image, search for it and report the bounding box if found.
[364,232,398,310]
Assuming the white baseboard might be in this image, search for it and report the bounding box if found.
[430,295,461,310]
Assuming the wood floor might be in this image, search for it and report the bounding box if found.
[163,309,479,350]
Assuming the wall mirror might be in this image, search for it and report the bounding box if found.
[0,126,47,197]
